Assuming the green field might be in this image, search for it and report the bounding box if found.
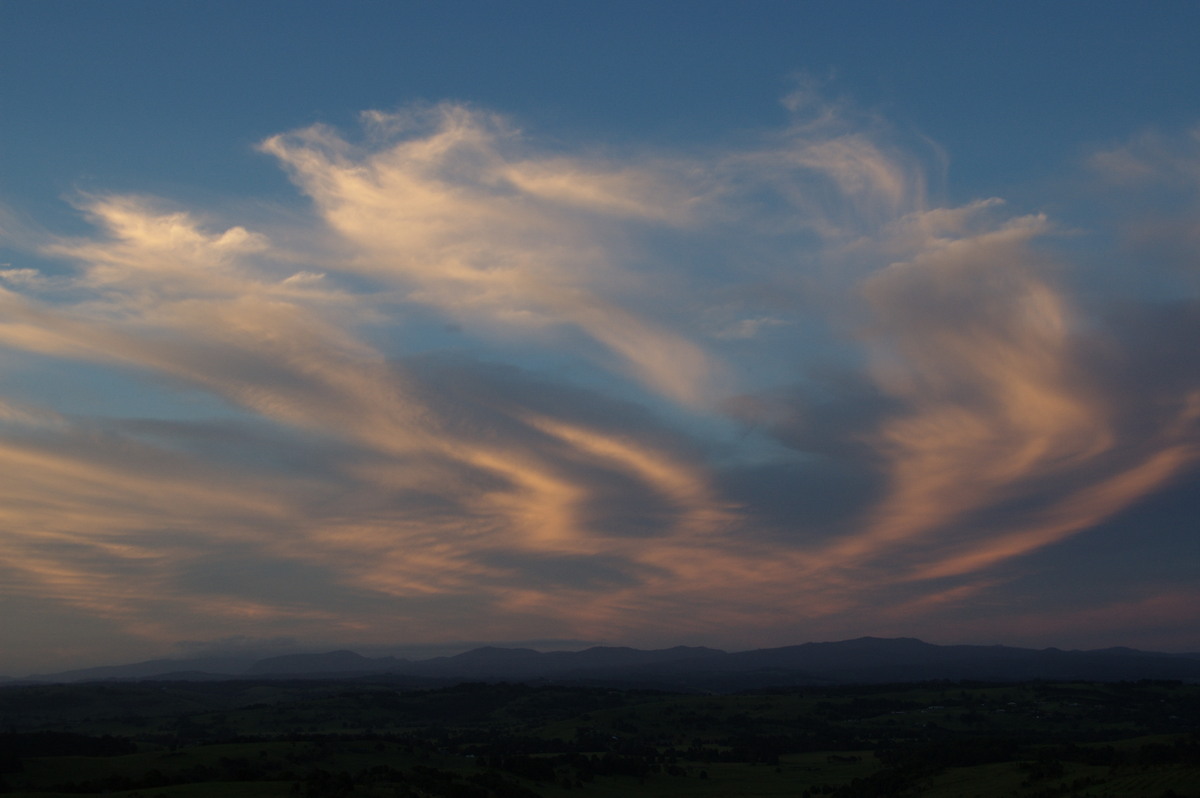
[1,679,1197,796]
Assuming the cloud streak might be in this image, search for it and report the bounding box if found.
[1,96,1197,668]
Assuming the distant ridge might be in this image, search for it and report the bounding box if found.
[247,649,399,676]
[27,655,258,684]
[17,637,1200,690]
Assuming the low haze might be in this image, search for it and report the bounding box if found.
[1,1,1198,676]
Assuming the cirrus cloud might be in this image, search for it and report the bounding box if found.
[0,95,1197,670]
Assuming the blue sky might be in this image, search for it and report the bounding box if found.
[1,1,1198,674]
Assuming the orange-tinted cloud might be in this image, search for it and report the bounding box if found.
[1,99,1198,670]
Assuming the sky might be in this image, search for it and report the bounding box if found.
[1,1,1198,675]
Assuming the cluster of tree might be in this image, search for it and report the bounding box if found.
[0,731,135,759]
[826,731,1200,798]
[1,678,1197,796]
[296,764,539,798]
[0,730,136,784]
[1030,737,1200,768]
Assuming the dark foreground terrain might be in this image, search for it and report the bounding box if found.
[1,678,1198,797]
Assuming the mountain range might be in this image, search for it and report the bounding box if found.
[8,637,1200,691]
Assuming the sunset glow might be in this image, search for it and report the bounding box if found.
[1,1,1197,674]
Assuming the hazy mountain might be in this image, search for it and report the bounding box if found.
[247,649,399,676]
[28,655,259,684]
[15,637,1200,688]
[378,638,1200,687]
[382,645,727,681]
[708,638,1200,685]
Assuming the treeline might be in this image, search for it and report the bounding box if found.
[2,679,1197,797]
[829,733,1200,798]
[2,760,541,798]
[0,731,135,779]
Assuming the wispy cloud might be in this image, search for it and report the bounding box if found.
[260,104,720,406]
[1,94,1197,666]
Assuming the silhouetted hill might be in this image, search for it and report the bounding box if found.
[707,637,1200,685]
[31,655,257,684]
[248,649,399,676]
[17,638,1200,688]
